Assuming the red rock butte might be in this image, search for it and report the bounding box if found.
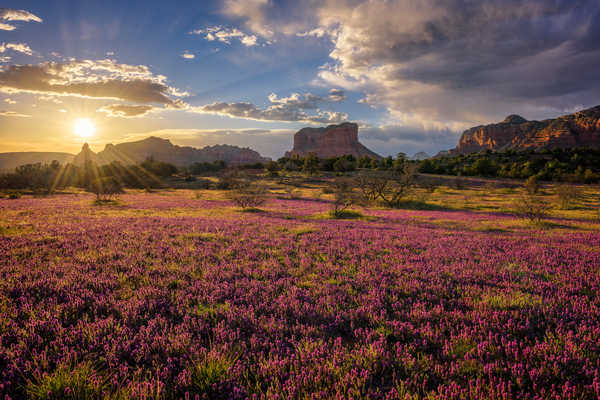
[285,122,381,159]
[449,105,600,155]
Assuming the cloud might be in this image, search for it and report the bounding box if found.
[220,0,600,143]
[0,42,33,56]
[190,26,259,47]
[4,98,16,104]
[0,59,188,107]
[0,8,42,30]
[181,52,195,59]
[327,88,346,102]
[0,110,31,117]
[0,8,42,22]
[98,103,157,118]
[194,91,348,124]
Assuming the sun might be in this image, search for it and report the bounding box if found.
[73,118,96,138]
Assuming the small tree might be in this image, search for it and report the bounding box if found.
[227,184,268,209]
[302,153,320,175]
[265,160,280,177]
[88,176,124,202]
[524,176,539,195]
[513,193,550,224]
[330,179,358,217]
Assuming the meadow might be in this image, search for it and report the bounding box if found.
[1,179,599,399]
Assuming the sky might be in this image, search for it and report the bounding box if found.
[1,0,599,159]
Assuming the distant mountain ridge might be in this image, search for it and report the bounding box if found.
[285,122,381,159]
[0,137,269,171]
[448,105,600,155]
[73,136,269,166]
[0,152,74,171]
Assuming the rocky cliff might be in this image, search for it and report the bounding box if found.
[73,137,269,166]
[285,122,381,159]
[450,105,600,155]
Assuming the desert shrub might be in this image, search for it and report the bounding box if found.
[216,169,247,190]
[8,191,22,199]
[555,184,583,209]
[227,184,268,209]
[353,169,415,208]
[280,187,302,200]
[186,353,238,397]
[88,176,124,202]
[513,194,551,224]
[524,176,539,195]
[26,362,108,400]
[264,160,280,177]
[329,178,359,217]
[303,153,320,175]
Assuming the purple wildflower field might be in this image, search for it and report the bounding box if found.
[1,192,599,399]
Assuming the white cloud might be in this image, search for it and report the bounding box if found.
[219,0,600,149]
[181,52,195,59]
[1,42,33,56]
[194,91,348,124]
[0,59,188,107]
[4,98,16,104]
[0,8,42,22]
[0,110,31,117]
[190,26,260,47]
[0,22,15,31]
[0,8,42,31]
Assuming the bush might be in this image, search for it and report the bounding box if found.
[88,176,124,201]
[227,184,268,209]
[329,178,359,217]
[8,191,22,199]
[514,194,551,224]
[556,184,583,209]
[26,362,108,400]
[524,176,539,194]
[216,169,246,190]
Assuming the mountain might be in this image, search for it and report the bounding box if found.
[410,152,430,160]
[0,152,74,171]
[72,136,269,166]
[449,105,600,155]
[285,122,381,159]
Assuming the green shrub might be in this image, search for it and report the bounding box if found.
[26,362,108,400]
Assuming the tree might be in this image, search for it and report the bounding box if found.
[330,178,358,217]
[88,176,124,201]
[513,193,550,224]
[302,153,320,175]
[227,184,268,209]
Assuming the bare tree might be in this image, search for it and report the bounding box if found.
[227,184,268,209]
[330,178,358,217]
[354,167,415,208]
[513,193,551,224]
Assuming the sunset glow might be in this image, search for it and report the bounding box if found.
[73,118,96,139]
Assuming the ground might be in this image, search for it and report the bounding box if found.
[0,178,599,399]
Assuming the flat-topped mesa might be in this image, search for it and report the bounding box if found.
[285,122,381,159]
[449,105,600,155]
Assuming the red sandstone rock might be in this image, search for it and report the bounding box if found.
[450,105,600,154]
[285,122,381,159]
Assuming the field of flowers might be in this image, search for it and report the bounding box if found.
[1,191,599,399]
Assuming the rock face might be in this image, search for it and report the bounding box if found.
[285,122,381,159]
[73,137,269,166]
[450,105,600,155]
